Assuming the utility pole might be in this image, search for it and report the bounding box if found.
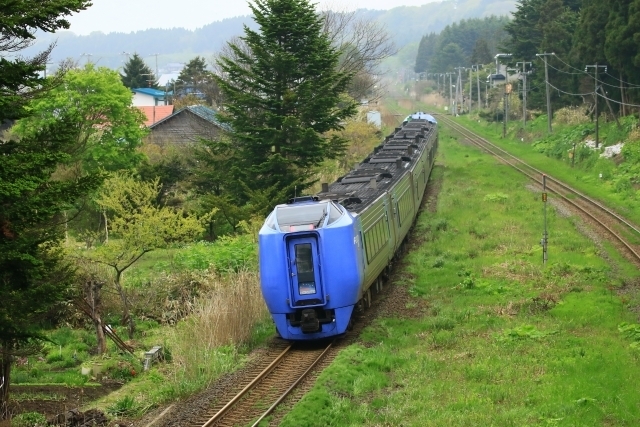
[516,61,532,128]
[468,67,473,112]
[448,73,454,115]
[149,53,159,81]
[585,63,607,148]
[80,53,92,65]
[536,53,554,133]
[472,65,482,113]
[454,67,465,114]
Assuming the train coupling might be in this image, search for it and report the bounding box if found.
[300,308,320,333]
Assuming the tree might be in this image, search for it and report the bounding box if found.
[215,0,357,208]
[0,0,95,418]
[121,53,158,89]
[431,42,467,72]
[470,38,492,65]
[175,56,219,105]
[415,33,437,73]
[82,173,207,339]
[0,118,103,417]
[320,8,396,101]
[14,64,148,173]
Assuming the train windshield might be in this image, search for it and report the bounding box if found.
[276,202,329,232]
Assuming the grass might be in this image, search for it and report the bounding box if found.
[454,111,640,229]
[279,123,640,426]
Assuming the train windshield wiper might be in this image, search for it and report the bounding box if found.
[315,210,327,228]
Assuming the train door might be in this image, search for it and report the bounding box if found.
[287,237,324,305]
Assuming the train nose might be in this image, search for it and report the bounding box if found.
[300,308,320,333]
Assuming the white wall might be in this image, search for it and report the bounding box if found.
[132,92,166,107]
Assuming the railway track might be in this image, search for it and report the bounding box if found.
[437,114,640,264]
[190,341,333,427]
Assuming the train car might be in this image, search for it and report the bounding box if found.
[259,112,438,340]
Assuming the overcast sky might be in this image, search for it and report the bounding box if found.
[66,0,431,35]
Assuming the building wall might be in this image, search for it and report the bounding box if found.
[132,93,166,107]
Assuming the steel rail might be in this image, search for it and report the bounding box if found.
[200,344,292,427]
[250,341,334,427]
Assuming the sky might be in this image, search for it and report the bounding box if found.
[66,0,431,35]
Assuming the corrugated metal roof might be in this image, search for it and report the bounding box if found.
[149,104,230,130]
[132,88,167,98]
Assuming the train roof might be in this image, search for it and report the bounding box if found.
[315,116,437,214]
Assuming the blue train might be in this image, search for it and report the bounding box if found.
[259,112,438,340]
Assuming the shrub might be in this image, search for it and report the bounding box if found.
[12,412,47,427]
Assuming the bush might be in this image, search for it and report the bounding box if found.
[12,412,47,427]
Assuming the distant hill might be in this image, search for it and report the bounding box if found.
[25,0,516,73]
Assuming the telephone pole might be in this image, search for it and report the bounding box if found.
[516,61,532,127]
[472,65,482,113]
[536,53,554,133]
[585,63,607,148]
[454,67,465,114]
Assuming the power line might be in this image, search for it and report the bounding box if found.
[604,71,640,88]
[547,81,593,97]
[596,91,640,108]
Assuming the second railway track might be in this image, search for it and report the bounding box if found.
[437,114,640,264]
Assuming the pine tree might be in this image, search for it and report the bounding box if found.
[174,56,217,103]
[471,38,492,65]
[1,2,103,416]
[121,53,157,89]
[215,0,357,208]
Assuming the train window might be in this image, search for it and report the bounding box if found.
[264,212,277,230]
[327,202,344,225]
[276,202,328,231]
[295,243,316,295]
[295,244,314,274]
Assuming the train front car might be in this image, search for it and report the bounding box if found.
[259,197,364,340]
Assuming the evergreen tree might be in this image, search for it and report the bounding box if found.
[605,0,640,85]
[215,0,357,208]
[431,43,467,72]
[471,38,492,65]
[414,33,437,73]
[175,56,217,103]
[502,0,546,61]
[121,53,157,88]
[0,1,102,416]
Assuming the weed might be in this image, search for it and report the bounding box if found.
[433,218,448,231]
[496,325,558,341]
[11,412,47,427]
[107,395,138,416]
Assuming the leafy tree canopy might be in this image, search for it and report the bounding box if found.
[14,64,147,172]
[215,0,357,208]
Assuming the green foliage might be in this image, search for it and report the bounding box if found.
[415,16,510,73]
[174,56,218,105]
[215,0,357,207]
[11,412,47,427]
[496,325,558,341]
[0,117,104,345]
[174,236,257,273]
[14,64,147,172]
[121,53,157,89]
[107,395,139,416]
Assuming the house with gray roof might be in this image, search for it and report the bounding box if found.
[145,105,227,145]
